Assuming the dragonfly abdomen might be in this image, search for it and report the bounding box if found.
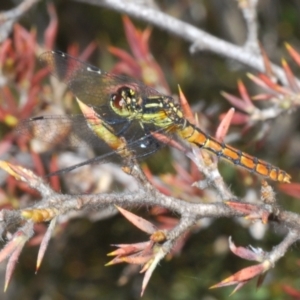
[178,122,291,183]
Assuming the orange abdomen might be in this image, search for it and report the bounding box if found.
[178,123,291,183]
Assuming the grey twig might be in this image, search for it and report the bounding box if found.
[76,0,288,85]
[0,0,41,43]
[237,0,260,52]
[268,230,300,265]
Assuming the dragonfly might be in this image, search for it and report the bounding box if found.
[16,50,291,183]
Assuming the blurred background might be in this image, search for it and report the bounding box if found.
[1,0,300,299]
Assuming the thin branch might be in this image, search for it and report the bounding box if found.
[0,0,42,43]
[166,213,197,241]
[6,182,300,233]
[236,0,260,52]
[0,0,41,22]
[76,0,289,85]
[268,230,300,265]
[188,147,235,201]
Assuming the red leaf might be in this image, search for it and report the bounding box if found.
[178,85,195,124]
[225,201,270,223]
[258,74,292,95]
[281,58,300,92]
[0,161,38,182]
[0,230,29,291]
[31,151,45,176]
[225,201,257,214]
[48,155,61,192]
[282,284,300,298]
[123,15,148,60]
[2,86,18,115]
[252,94,273,101]
[0,39,12,66]
[44,3,58,50]
[4,240,27,292]
[78,41,97,62]
[36,218,57,273]
[229,237,265,261]
[285,43,300,67]
[221,91,252,113]
[109,46,140,75]
[116,206,158,234]
[279,183,300,199]
[210,262,270,294]
[106,254,152,266]
[108,242,150,257]
[258,73,291,95]
[216,108,234,142]
[259,43,274,77]
[247,73,281,96]
[219,111,250,125]
[141,247,165,296]
[110,61,140,78]
[237,80,255,109]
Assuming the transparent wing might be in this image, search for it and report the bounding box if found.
[16,115,110,150]
[38,51,167,151]
[47,125,170,176]
[39,51,164,109]
[17,51,178,172]
[16,114,168,158]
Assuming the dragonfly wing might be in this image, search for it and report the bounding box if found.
[49,129,166,176]
[47,151,123,176]
[16,115,114,152]
[29,51,178,175]
[39,51,165,108]
[39,51,109,106]
[16,114,166,156]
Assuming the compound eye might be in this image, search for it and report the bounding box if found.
[111,91,125,109]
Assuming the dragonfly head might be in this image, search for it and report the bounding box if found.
[110,86,142,118]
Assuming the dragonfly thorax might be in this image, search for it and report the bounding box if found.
[110,86,142,118]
